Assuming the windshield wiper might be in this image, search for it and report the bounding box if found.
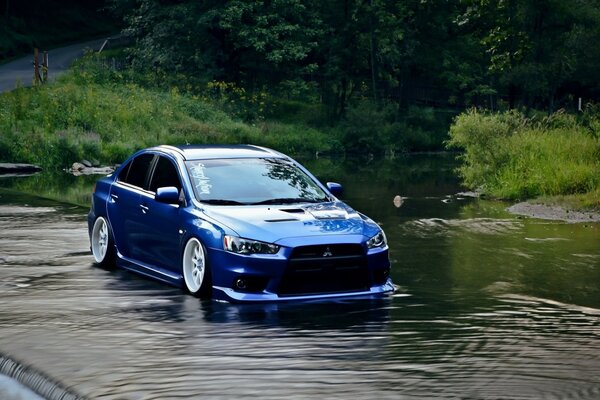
[201,199,247,205]
[250,197,325,205]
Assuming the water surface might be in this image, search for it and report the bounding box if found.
[0,154,598,399]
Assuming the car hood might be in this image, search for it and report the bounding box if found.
[202,202,377,244]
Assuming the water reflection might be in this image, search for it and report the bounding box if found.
[0,171,98,207]
[200,298,391,329]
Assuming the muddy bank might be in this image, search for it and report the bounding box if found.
[507,202,600,223]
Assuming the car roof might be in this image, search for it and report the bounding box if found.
[149,144,286,161]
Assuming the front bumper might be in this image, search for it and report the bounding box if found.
[207,234,393,303]
[213,279,395,303]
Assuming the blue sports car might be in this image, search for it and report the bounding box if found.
[88,145,394,302]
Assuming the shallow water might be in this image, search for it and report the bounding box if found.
[0,154,599,399]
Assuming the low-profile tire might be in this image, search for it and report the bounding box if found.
[182,237,211,298]
[91,216,116,269]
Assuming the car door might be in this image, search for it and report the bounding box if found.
[135,155,184,272]
[107,153,155,259]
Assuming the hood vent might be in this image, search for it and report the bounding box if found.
[265,218,299,222]
[280,208,306,214]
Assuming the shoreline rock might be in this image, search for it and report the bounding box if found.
[70,162,114,176]
[507,202,600,224]
[0,163,42,174]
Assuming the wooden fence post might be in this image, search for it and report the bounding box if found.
[42,51,48,83]
[33,48,40,86]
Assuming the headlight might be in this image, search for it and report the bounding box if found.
[366,230,387,249]
[223,235,280,255]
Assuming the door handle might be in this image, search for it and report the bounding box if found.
[140,204,149,214]
[110,194,119,203]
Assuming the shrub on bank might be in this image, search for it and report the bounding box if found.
[447,109,600,201]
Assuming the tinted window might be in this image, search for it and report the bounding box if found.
[117,160,131,182]
[149,156,182,192]
[123,154,155,188]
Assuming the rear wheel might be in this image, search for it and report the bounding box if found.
[91,216,115,268]
[182,237,211,298]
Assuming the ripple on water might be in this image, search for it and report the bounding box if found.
[401,217,522,238]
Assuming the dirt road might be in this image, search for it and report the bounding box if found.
[0,38,105,93]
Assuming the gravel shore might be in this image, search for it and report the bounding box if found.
[507,202,600,223]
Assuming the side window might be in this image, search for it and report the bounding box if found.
[117,161,131,182]
[121,154,155,189]
[149,156,182,192]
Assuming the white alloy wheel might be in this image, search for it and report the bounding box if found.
[91,216,110,263]
[183,238,207,295]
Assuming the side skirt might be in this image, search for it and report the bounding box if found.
[115,251,184,288]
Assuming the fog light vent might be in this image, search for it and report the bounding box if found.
[234,278,248,290]
[232,275,268,293]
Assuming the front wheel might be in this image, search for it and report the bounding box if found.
[91,216,115,268]
[182,237,211,298]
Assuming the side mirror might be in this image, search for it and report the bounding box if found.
[155,186,180,204]
[326,182,343,197]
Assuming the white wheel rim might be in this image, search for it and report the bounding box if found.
[183,238,205,293]
[92,217,109,263]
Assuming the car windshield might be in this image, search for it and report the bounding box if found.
[185,157,330,205]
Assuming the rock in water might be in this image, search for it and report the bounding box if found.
[393,195,404,208]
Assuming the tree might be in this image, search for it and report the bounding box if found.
[218,0,322,85]
[110,0,600,114]
[461,0,600,110]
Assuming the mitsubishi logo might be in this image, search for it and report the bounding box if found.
[323,246,333,257]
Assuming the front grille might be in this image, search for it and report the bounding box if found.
[278,244,369,296]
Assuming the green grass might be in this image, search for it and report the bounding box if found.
[0,68,333,169]
[447,109,600,210]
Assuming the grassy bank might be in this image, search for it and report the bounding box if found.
[0,51,455,169]
[447,109,600,209]
[0,69,332,169]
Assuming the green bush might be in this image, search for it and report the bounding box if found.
[447,109,600,201]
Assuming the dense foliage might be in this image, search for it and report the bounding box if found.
[109,0,600,113]
[447,109,600,206]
